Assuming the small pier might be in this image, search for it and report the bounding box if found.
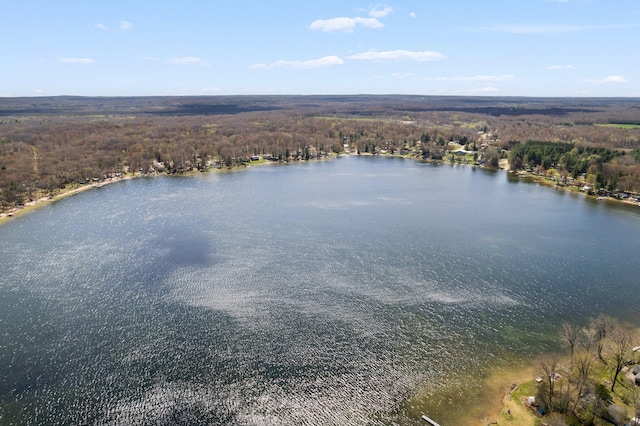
[421,414,442,426]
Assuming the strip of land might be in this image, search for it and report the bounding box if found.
[2,95,639,216]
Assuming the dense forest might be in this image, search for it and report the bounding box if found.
[1,95,639,212]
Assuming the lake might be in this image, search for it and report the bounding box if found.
[2,156,640,425]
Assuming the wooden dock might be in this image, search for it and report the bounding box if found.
[421,414,442,426]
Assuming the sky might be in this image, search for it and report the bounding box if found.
[1,0,639,97]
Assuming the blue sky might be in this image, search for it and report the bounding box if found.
[1,0,639,97]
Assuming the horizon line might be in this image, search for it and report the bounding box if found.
[2,93,640,100]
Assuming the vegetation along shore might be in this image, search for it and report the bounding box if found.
[484,318,640,426]
[1,95,639,221]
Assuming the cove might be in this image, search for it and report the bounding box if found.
[1,156,640,425]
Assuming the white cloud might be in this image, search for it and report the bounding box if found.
[369,5,393,18]
[95,21,133,31]
[602,75,628,83]
[391,72,416,79]
[583,75,629,84]
[547,64,576,70]
[310,17,356,32]
[301,55,344,67]
[309,16,383,32]
[469,86,500,93]
[410,12,417,18]
[58,57,95,64]
[168,57,208,66]
[251,55,344,69]
[309,7,391,33]
[429,74,514,82]
[354,17,384,29]
[348,50,445,62]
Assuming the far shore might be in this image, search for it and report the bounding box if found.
[0,156,318,225]
[2,153,639,226]
[0,173,139,225]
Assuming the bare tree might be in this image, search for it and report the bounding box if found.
[607,326,632,392]
[539,355,560,412]
[580,325,597,354]
[590,314,617,364]
[561,322,581,369]
[570,350,594,416]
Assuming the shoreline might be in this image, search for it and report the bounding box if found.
[0,155,339,225]
[2,154,639,226]
[480,325,640,425]
[474,363,537,426]
[0,173,140,225]
[513,169,640,208]
[408,357,538,426]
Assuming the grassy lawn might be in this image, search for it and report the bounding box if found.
[595,123,640,129]
[497,380,539,426]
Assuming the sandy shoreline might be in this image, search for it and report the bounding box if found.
[472,364,537,426]
[0,173,140,225]
[409,359,538,426]
[0,157,316,225]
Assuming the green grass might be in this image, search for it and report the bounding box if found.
[512,379,537,401]
[312,116,381,122]
[594,123,640,129]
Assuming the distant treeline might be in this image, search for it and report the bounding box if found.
[1,95,640,211]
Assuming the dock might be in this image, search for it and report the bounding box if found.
[421,414,442,426]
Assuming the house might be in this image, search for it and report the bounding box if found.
[581,185,594,194]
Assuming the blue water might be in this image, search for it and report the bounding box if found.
[1,156,639,425]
